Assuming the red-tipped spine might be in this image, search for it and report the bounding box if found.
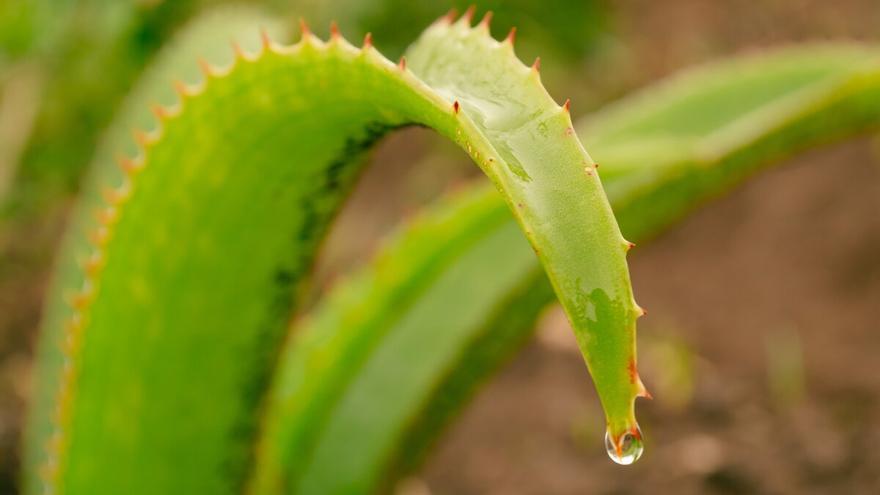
[398,56,407,70]
[132,129,151,147]
[505,26,517,45]
[299,18,311,38]
[231,40,246,59]
[462,5,476,23]
[532,57,541,72]
[479,10,493,29]
[329,21,340,40]
[173,79,189,99]
[116,154,141,175]
[197,57,213,78]
[260,28,272,50]
[362,32,373,49]
[443,8,458,24]
[562,98,571,113]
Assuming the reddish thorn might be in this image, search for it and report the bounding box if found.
[563,98,571,112]
[299,18,311,37]
[463,5,476,23]
[329,21,340,39]
[626,241,636,251]
[532,57,541,71]
[150,104,167,120]
[117,154,139,174]
[443,8,458,24]
[453,100,460,114]
[231,40,246,59]
[505,26,517,44]
[639,385,654,400]
[398,56,407,70]
[173,79,188,98]
[260,27,272,49]
[479,10,493,28]
[363,32,373,48]
[132,129,150,147]
[197,57,213,77]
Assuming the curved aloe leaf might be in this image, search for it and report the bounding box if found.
[25,12,639,495]
[254,43,880,492]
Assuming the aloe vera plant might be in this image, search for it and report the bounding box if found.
[21,7,880,495]
[27,11,640,495]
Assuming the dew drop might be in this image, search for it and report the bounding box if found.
[604,427,644,465]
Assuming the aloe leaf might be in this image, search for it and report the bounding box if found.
[25,12,638,495]
[254,43,880,492]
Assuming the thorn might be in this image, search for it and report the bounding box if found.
[562,98,571,112]
[595,162,600,168]
[299,18,311,38]
[89,226,110,247]
[116,154,141,174]
[637,378,653,400]
[173,79,189,99]
[329,21,340,39]
[442,8,458,24]
[101,181,130,205]
[453,100,460,114]
[638,306,648,318]
[83,251,104,276]
[505,26,517,45]
[463,5,476,24]
[231,40,247,59]
[197,57,214,78]
[398,56,406,70]
[150,104,169,121]
[260,27,272,50]
[101,187,119,205]
[66,288,92,310]
[363,32,373,49]
[479,10,493,29]
[625,240,636,251]
[532,57,541,72]
[95,205,118,225]
[132,129,151,147]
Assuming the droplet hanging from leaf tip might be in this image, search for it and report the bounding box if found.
[604,426,644,465]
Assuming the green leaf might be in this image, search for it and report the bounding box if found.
[25,13,637,495]
[254,43,880,492]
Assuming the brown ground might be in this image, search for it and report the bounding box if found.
[1,1,879,494]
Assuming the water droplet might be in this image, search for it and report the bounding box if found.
[605,426,644,465]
